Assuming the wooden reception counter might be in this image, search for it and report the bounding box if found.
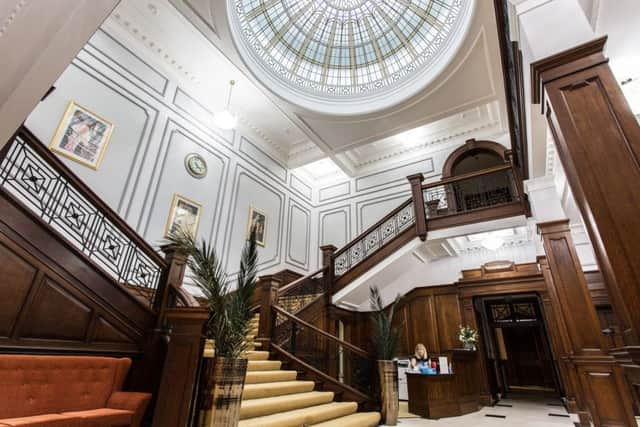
[406,349,481,419]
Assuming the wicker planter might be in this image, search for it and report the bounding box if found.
[377,359,399,425]
[201,357,247,427]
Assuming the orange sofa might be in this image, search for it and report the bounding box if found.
[0,355,151,427]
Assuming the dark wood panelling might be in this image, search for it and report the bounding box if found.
[0,191,153,355]
[21,277,93,341]
[538,220,635,426]
[532,37,640,348]
[0,242,36,337]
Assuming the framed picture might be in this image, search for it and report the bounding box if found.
[164,194,203,238]
[247,206,267,247]
[49,101,114,170]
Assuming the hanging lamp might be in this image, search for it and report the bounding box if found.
[213,80,238,130]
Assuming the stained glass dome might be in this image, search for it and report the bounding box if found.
[228,0,473,114]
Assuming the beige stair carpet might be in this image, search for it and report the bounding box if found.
[237,313,380,427]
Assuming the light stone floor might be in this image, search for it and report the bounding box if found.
[387,396,579,427]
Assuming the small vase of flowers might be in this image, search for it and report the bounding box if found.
[458,325,478,351]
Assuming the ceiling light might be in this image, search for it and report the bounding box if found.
[481,236,505,251]
[213,80,238,130]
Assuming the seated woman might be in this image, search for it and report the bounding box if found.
[410,343,429,370]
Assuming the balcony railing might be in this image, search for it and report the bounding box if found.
[422,164,520,219]
[329,156,528,283]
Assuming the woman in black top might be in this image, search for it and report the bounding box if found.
[410,343,429,370]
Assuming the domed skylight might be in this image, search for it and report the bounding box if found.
[228,0,473,114]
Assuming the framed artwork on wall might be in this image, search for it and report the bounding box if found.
[164,193,203,238]
[247,206,267,247]
[49,101,114,170]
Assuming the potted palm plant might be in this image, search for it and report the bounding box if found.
[166,227,258,427]
[369,286,401,426]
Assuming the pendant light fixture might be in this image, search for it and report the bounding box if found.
[213,80,238,130]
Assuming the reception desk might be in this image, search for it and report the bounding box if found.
[406,349,481,418]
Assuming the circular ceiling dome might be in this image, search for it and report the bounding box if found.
[228,0,474,115]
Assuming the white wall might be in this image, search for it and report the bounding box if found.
[24,28,314,282]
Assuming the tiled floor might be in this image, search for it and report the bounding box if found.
[388,396,578,427]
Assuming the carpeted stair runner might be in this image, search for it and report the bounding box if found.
[237,314,381,427]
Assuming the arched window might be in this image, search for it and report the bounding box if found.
[442,139,507,178]
[436,139,513,214]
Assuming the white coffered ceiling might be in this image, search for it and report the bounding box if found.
[104,0,509,177]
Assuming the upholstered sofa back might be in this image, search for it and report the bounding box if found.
[0,355,131,418]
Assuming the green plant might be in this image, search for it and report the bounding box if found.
[369,286,401,361]
[166,227,258,359]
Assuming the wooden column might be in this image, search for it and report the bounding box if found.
[407,173,427,241]
[531,37,640,347]
[538,256,581,414]
[461,297,492,405]
[256,274,281,350]
[538,220,635,426]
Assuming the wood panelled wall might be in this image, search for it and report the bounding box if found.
[0,190,154,357]
[391,286,462,357]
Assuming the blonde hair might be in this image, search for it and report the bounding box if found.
[414,343,427,358]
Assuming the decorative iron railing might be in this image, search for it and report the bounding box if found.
[333,199,415,277]
[422,164,519,218]
[0,129,166,306]
[332,162,525,278]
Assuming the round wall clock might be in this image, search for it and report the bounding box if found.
[184,153,207,179]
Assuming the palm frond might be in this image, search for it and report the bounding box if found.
[369,286,402,361]
[165,226,258,358]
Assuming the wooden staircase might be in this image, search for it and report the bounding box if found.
[239,315,380,427]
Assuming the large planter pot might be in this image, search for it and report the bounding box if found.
[201,357,248,427]
[377,359,399,425]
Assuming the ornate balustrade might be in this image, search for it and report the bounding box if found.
[422,164,520,218]
[0,128,167,306]
[333,199,415,277]
[330,156,528,285]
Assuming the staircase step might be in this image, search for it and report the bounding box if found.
[237,402,358,427]
[242,380,315,400]
[311,412,381,427]
[242,351,270,361]
[247,360,282,371]
[240,391,334,419]
[245,370,298,384]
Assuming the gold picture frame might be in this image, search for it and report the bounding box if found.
[246,206,267,247]
[49,101,114,170]
[164,193,203,238]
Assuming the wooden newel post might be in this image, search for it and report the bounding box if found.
[320,244,337,300]
[320,244,338,338]
[505,150,529,216]
[256,275,281,350]
[155,244,188,319]
[537,220,635,426]
[407,173,427,241]
[152,246,209,427]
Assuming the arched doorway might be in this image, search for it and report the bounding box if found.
[439,139,513,214]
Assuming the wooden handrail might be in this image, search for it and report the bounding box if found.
[277,267,326,297]
[271,343,375,403]
[422,163,512,189]
[334,197,413,257]
[273,305,370,358]
[10,127,167,268]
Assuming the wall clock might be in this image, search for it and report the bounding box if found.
[184,153,207,179]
